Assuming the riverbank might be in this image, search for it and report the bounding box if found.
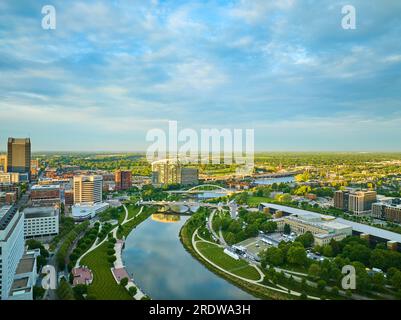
[179,217,292,300]
[80,204,155,300]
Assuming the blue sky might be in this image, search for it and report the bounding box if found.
[0,0,401,151]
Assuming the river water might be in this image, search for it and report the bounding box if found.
[122,215,256,300]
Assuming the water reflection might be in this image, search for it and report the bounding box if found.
[151,214,181,223]
[123,216,256,300]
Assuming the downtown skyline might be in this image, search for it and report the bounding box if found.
[1,0,401,151]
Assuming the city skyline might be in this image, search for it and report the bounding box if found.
[1,0,401,151]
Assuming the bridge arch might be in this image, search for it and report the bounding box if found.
[186,184,229,193]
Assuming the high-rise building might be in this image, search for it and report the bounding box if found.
[0,154,7,172]
[7,138,31,180]
[152,161,181,185]
[0,206,24,300]
[180,167,199,185]
[73,175,103,204]
[151,160,199,186]
[334,190,350,210]
[115,170,132,191]
[348,191,377,216]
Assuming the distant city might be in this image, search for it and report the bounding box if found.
[1,137,401,300]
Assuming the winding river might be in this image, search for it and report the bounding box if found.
[122,215,256,300]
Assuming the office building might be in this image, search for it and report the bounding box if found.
[151,160,199,185]
[348,191,377,216]
[73,175,103,204]
[259,203,352,246]
[0,154,7,172]
[334,190,350,210]
[30,184,60,206]
[0,206,25,300]
[152,161,181,185]
[372,202,401,223]
[7,138,31,180]
[64,189,74,206]
[115,170,132,191]
[23,207,59,238]
[0,172,28,184]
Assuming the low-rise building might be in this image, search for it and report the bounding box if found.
[23,207,60,238]
[0,191,17,205]
[259,203,352,246]
[30,184,61,206]
[71,202,109,221]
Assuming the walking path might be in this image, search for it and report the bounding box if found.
[192,227,320,300]
[75,205,148,299]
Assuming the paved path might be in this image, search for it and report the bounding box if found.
[192,228,320,300]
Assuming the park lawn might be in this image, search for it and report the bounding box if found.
[247,196,272,207]
[81,242,132,300]
[126,204,140,220]
[196,242,261,281]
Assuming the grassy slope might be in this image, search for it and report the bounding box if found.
[81,242,132,300]
[180,220,291,300]
[196,242,261,281]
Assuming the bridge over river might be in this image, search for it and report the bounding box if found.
[138,200,221,214]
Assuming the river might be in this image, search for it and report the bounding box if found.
[122,215,256,300]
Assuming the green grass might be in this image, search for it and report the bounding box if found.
[247,196,271,207]
[126,205,140,220]
[81,242,132,300]
[196,242,261,281]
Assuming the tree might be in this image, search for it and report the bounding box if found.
[308,263,321,278]
[283,224,291,235]
[390,270,401,290]
[129,286,137,296]
[73,284,88,300]
[261,247,284,267]
[322,245,333,257]
[317,279,327,292]
[296,232,314,248]
[120,277,129,287]
[287,245,307,267]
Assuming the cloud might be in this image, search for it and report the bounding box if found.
[0,0,401,151]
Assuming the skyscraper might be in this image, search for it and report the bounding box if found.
[7,138,31,180]
[115,170,132,191]
[73,175,103,204]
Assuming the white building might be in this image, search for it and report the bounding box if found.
[8,249,39,300]
[72,202,109,221]
[0,206,25,300]
[23,207,59,238]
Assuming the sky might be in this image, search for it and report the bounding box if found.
[0,0,401,152]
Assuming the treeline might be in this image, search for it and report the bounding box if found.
[214,209,277,245]
[261,234,401,296]
[56,221,89,269]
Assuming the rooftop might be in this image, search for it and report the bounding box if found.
[10,277,30,293]
[15,254,36,275]
[23,206,58,218]
[31,184,60,190]
[0,205,17,230]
